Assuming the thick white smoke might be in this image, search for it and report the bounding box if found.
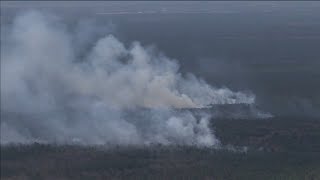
[1,11,255,146]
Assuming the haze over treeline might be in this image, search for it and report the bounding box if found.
[1,10,258,145]
[1,2,320,146]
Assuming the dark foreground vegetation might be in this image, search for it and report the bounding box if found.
[1,145,319,180]
[213,116,320,152]
[1,117,320,180]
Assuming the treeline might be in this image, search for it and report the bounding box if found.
[213,116,320,152]
[1,116,319,179]
[1,144,320,180]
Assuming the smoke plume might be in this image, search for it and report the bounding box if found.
[1,11,256,146]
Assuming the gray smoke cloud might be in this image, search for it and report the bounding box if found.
[1,11,256,146]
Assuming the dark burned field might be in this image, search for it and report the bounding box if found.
[1,117,320,180]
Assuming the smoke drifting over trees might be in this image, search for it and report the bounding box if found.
[1,11,257,146]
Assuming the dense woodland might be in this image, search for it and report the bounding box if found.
[1,117,320,180]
